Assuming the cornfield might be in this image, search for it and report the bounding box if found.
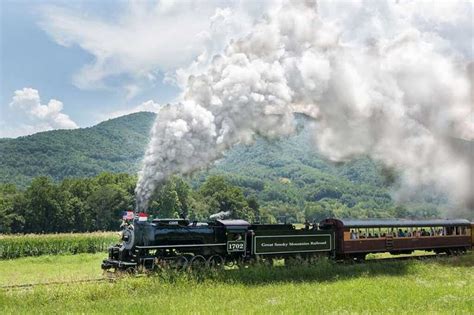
[0,232,119,259]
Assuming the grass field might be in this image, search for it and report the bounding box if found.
[0,253,105,285]
[0,252,473,314]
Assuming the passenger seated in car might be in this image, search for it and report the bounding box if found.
[350,230,356,239]
[397,229,404,237]
[304,220,310,230]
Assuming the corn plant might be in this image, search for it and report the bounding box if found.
[0,232,119,259]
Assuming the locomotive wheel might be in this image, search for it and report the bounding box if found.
[285,255,305,267]
[173,255,189,270]
[207,255,224,269]
[189,255,207,270]
[126,267,138,275]
[263,258,273,267]
[225,260,236,268]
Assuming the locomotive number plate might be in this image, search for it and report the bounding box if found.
[227,241,245,252]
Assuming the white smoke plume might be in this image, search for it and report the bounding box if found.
[209,211,232,221]
[136,0,473,213]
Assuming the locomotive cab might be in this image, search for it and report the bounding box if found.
[216,219,251,256]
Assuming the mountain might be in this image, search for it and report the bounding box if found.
[1,111,450,218]
[0,112,155,187]
[0,111,384,189]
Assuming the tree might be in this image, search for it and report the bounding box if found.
[265,203,304,223]
[246,195,260,217]
[86,184,131,231]
[304,202,333,222]
[149,176,191,218]
[21,177,63,233]
[256,207,276,224]
[173,176,191,217]
[200,176,256,221]
[187,193,211,221]
[0,184,24,233]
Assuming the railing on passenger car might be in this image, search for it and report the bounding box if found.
[344,225,470,241]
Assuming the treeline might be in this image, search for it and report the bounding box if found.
[0,171,442,234]
[0,173,260,234]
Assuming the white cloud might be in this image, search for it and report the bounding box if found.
[4,88,78,138]
[39,0,277,93]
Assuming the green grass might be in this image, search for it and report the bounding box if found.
[0,252,473,314]
[0,253,105,286]
[367,250,436,259]
[0,232,118,259]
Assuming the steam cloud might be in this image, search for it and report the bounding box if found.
[136,0,473,214]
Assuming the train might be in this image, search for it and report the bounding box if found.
[101,215,473,272]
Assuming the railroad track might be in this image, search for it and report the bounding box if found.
[0,253,457,290]
[0,277,110,290]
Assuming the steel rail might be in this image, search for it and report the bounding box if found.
[0,277,110,290]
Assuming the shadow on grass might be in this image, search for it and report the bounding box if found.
[425,251,474,267]
[218,259,410,285]
[156,258,409,286]
[155,252,473,286]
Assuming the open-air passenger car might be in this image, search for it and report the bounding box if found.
[319,218,472,260]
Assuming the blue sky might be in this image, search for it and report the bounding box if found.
[0,0,276,138]
[0,0,217,137]
[1,1,108,127]
[1,0,471,138]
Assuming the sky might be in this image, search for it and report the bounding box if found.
[0,0,272,138]
[0,0,472,138]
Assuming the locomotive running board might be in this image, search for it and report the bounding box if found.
[136,243,226,249]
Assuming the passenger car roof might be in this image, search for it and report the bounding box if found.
[335,218,471,228]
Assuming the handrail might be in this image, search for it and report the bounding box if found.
[345,234,470,241]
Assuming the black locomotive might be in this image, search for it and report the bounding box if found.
[101,216,472,272]
[102,217,332,272]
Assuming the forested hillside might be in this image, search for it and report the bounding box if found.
[0,111,451,233]
[0,111,392,191]
[203,124,443,221]
[0,112,155,187]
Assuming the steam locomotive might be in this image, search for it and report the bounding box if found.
[101,216,473,272]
